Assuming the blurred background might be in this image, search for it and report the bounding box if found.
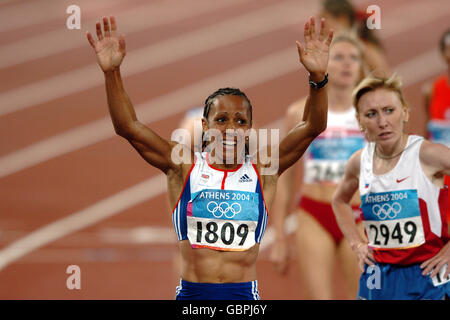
[0,0,448,299]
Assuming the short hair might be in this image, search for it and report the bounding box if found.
[439,28,450,53]
[203,87,252,124]
[352,74,407,112]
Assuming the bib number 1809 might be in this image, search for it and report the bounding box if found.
[196,221,248,246]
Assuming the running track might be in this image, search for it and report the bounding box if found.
[0,0,449,299]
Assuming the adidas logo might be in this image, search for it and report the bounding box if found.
[239,174,252,183]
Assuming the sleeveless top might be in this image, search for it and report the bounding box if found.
[304,107,365,184]
[172,152,268,251]
[428,76,450,147]
[359,135,449,265]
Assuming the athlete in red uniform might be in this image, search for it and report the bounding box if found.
[271,33,367,299]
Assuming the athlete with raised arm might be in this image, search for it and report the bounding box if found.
[87,16,333,300]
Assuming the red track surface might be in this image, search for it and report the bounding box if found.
[0,0,448,299]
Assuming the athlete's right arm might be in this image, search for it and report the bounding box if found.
[332,150,374,271]
[87,16,192,174]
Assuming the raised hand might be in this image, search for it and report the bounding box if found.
[296,17,333,77]
[87,16,126,73]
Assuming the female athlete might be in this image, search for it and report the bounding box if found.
[270,33,367,299]
[332,75,450,299]
[87,16,333,300]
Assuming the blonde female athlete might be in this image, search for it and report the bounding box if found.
[332,75,450,299]
[86,16,333,300]
[270,33,367,299]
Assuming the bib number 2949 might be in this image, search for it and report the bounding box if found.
[365,217,424,249]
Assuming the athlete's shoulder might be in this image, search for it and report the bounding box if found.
[286,97,307,117]
[419,138,450,169]
[347,149,363,175]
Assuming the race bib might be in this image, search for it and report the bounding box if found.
[430,264,450,287]
[361,190,425,249]
[304,134,364,184]
[186,189,259,251]
[304,160,346,184]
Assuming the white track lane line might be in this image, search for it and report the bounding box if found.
[0,0,320,117]
[0,174,166,270]
[0,0,255,69]
[0,46,300,178]
[0,0,130,33]
[3,0,447,117]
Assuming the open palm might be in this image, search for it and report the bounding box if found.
[87,16,126,73]
[296,17,333,75]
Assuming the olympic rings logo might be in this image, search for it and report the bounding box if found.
[372,202,401,220]
[207,201,241,218]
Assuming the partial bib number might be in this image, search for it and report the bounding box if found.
[431,264,450,287]
[187,217,256,251]
[304,161,345,184]
[364,216,425,249]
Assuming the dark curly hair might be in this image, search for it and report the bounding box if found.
[203,87,252,124]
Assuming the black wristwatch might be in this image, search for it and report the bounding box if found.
[309,73,328,90]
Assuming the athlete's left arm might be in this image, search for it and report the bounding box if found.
[419,140,450,177]
[276,17,333,176]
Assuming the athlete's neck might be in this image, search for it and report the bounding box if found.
[206,150,245,171]
[328,84,353,112]
[213,162,242,171]
[375,133,408,160]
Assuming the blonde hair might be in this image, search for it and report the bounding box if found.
[352,73,407,112]
[331,31,362,51]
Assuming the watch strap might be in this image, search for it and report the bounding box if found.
[309,73,328,90]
